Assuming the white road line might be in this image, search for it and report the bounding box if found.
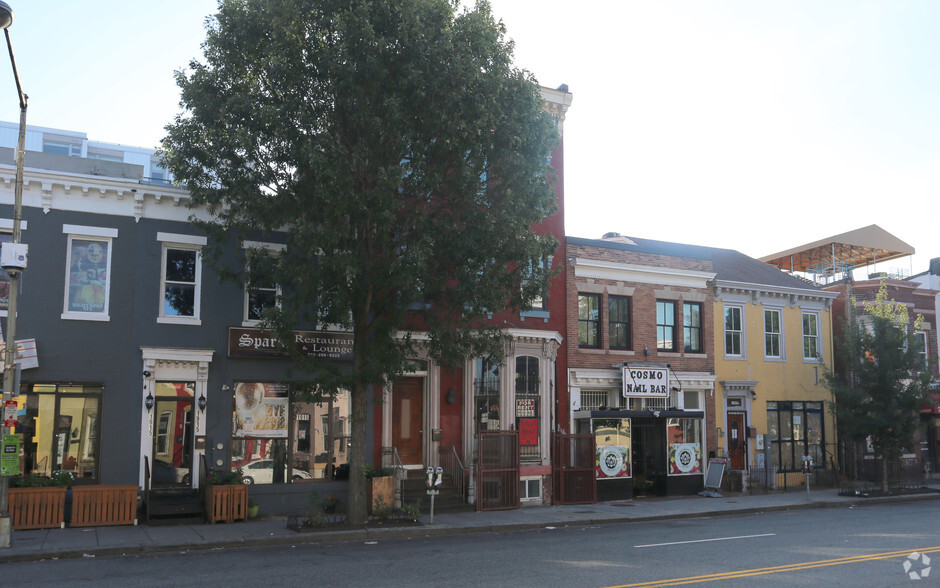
[634,533,776,548]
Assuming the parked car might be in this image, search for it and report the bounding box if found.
[239,459,313,484]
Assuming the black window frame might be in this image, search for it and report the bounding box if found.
[656,300,676,351]
[578,293,601,349]
[683,302,702,353]
[608,295,632,350]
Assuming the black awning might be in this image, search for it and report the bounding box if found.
[576,409,704,419]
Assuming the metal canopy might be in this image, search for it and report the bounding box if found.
[758,225,914,273]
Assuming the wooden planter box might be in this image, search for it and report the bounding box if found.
[71,484,138,527]
[367,476,395,514]
[8,487,66,530]
[205,484,248,524]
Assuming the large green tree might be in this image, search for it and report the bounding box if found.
[161,0,559,523]
[825,281,931,492]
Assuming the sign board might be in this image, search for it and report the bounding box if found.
[622,367,669,398]
[516,398,536,418]
[519,418,538,445]
[0,338,38,371]
[2,399,15,427]
[228,328,353,361]
[1,433,20,476]
[704,457,728,489]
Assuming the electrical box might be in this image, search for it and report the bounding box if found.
[755,434,765,450]
[0,242,27,273]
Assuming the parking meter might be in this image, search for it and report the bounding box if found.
[801,455,813,497]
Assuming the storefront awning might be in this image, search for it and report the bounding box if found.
[574,409,705,419]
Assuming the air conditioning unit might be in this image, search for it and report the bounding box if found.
[0,242,27,273]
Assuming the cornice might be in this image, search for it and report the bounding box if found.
[714,279,839,309]
[574,258,715,289]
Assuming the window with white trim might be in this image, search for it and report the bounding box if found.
[724,305,743,357]
[802,312,820,360]
[242,242,284,325]
[764,308,782,358]
[915,331,928,371]
[61,225,116,321]
[157,233,206,324]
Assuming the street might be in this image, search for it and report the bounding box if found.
[6,501,939,587]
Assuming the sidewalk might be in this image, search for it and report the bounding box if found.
[3,485,940,564]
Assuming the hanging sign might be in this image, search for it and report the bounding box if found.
[622,367,669,398]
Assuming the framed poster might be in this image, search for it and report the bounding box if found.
[233,382,289,438]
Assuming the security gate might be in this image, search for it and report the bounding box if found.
[477,431,519,511]
[552,433,596,505]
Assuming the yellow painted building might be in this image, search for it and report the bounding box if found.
[710,249,839,486]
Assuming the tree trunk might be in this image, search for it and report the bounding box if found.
[881,454,889,494]
[347,379,369,525]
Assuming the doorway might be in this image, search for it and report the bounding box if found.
[728,411,747,470]
[631,417,666,495]
[392,377,424,465]
[151,382,195,487]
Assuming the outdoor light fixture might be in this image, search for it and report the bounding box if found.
[0,0,26,551]
[198,392,207,411]
[750,390,757,400]
[446,387,456,404]
[145,392,155,412]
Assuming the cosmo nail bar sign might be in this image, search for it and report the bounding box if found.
[622,367,669,398]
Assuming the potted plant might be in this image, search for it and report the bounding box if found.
[323,496,338,514]
[8,472,70,530]
[205,468,248,524]
[364,464,395,515]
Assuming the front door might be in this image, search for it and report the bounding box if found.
[151,382,195,487]
[728,411,747,470]
[392,377,423,465]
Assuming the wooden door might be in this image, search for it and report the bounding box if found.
[392,378,424,465]
[728,412,747,470]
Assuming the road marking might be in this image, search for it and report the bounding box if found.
[634,533,775,548]
[607,545,940,587]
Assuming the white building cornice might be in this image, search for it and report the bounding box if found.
[574,258,716,289]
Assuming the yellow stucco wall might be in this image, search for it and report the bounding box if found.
[712,294,837,471]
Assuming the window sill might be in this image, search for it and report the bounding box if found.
[157,316,202,326]
[520,310,549,323]
[723,355,748,361]
[61,312,110,322]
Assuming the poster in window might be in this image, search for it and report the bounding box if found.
[67,239,109,313]
[669,443,701,474]
[233,382,288,438]
[519,418,538,445]
[596,446,630,478]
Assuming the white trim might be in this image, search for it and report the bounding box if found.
[157,232,207,246]
[242,240,286,252]
[574,258,715,289]
[62,224,118,238]
[158,243,202,321]
[0,218,25,231]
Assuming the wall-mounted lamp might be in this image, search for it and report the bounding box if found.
[145,392,154,412]
[143,370,151,378]
[643,347,650,357]
[445,387,456,405]
[750,390,757,400]
[198,392,207,411]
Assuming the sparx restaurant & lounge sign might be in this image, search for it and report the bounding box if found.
[228,327,353,361]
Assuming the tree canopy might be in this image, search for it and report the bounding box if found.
[825,281,931,489]
[161,0,560,523]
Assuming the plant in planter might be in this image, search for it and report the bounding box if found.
[364,464,395,515]
[323,496,339,514]
[247,498,260,519]
[205,468,248,523]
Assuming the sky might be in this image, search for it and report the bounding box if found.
[0,1,937,274]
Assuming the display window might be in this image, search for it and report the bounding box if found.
[231,383,350,483]
[591,418,631,479]
[667,418,702,475]
[10,383,101,482]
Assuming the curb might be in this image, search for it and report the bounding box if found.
[2,491,938,564]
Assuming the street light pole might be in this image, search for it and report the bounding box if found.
[0,0,26,549]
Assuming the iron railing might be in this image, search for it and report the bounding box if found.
[439,445,467,500]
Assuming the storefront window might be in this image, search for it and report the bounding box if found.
[667,418,702,475]
[231,382,350,483]
[766,401,825,470]
[11,384,101,481]
[591,418,631,479]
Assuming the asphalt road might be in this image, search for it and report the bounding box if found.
[7,501,939,587]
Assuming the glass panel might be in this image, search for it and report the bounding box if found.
[291,390,350,481]
[593,418,631,479]
[667,418,702,474]
[164,284,195,316]
[165,248,196,282]
[475,358,500,434]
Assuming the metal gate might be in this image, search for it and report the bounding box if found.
[477,431,520,511]
[552,433,596,505]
